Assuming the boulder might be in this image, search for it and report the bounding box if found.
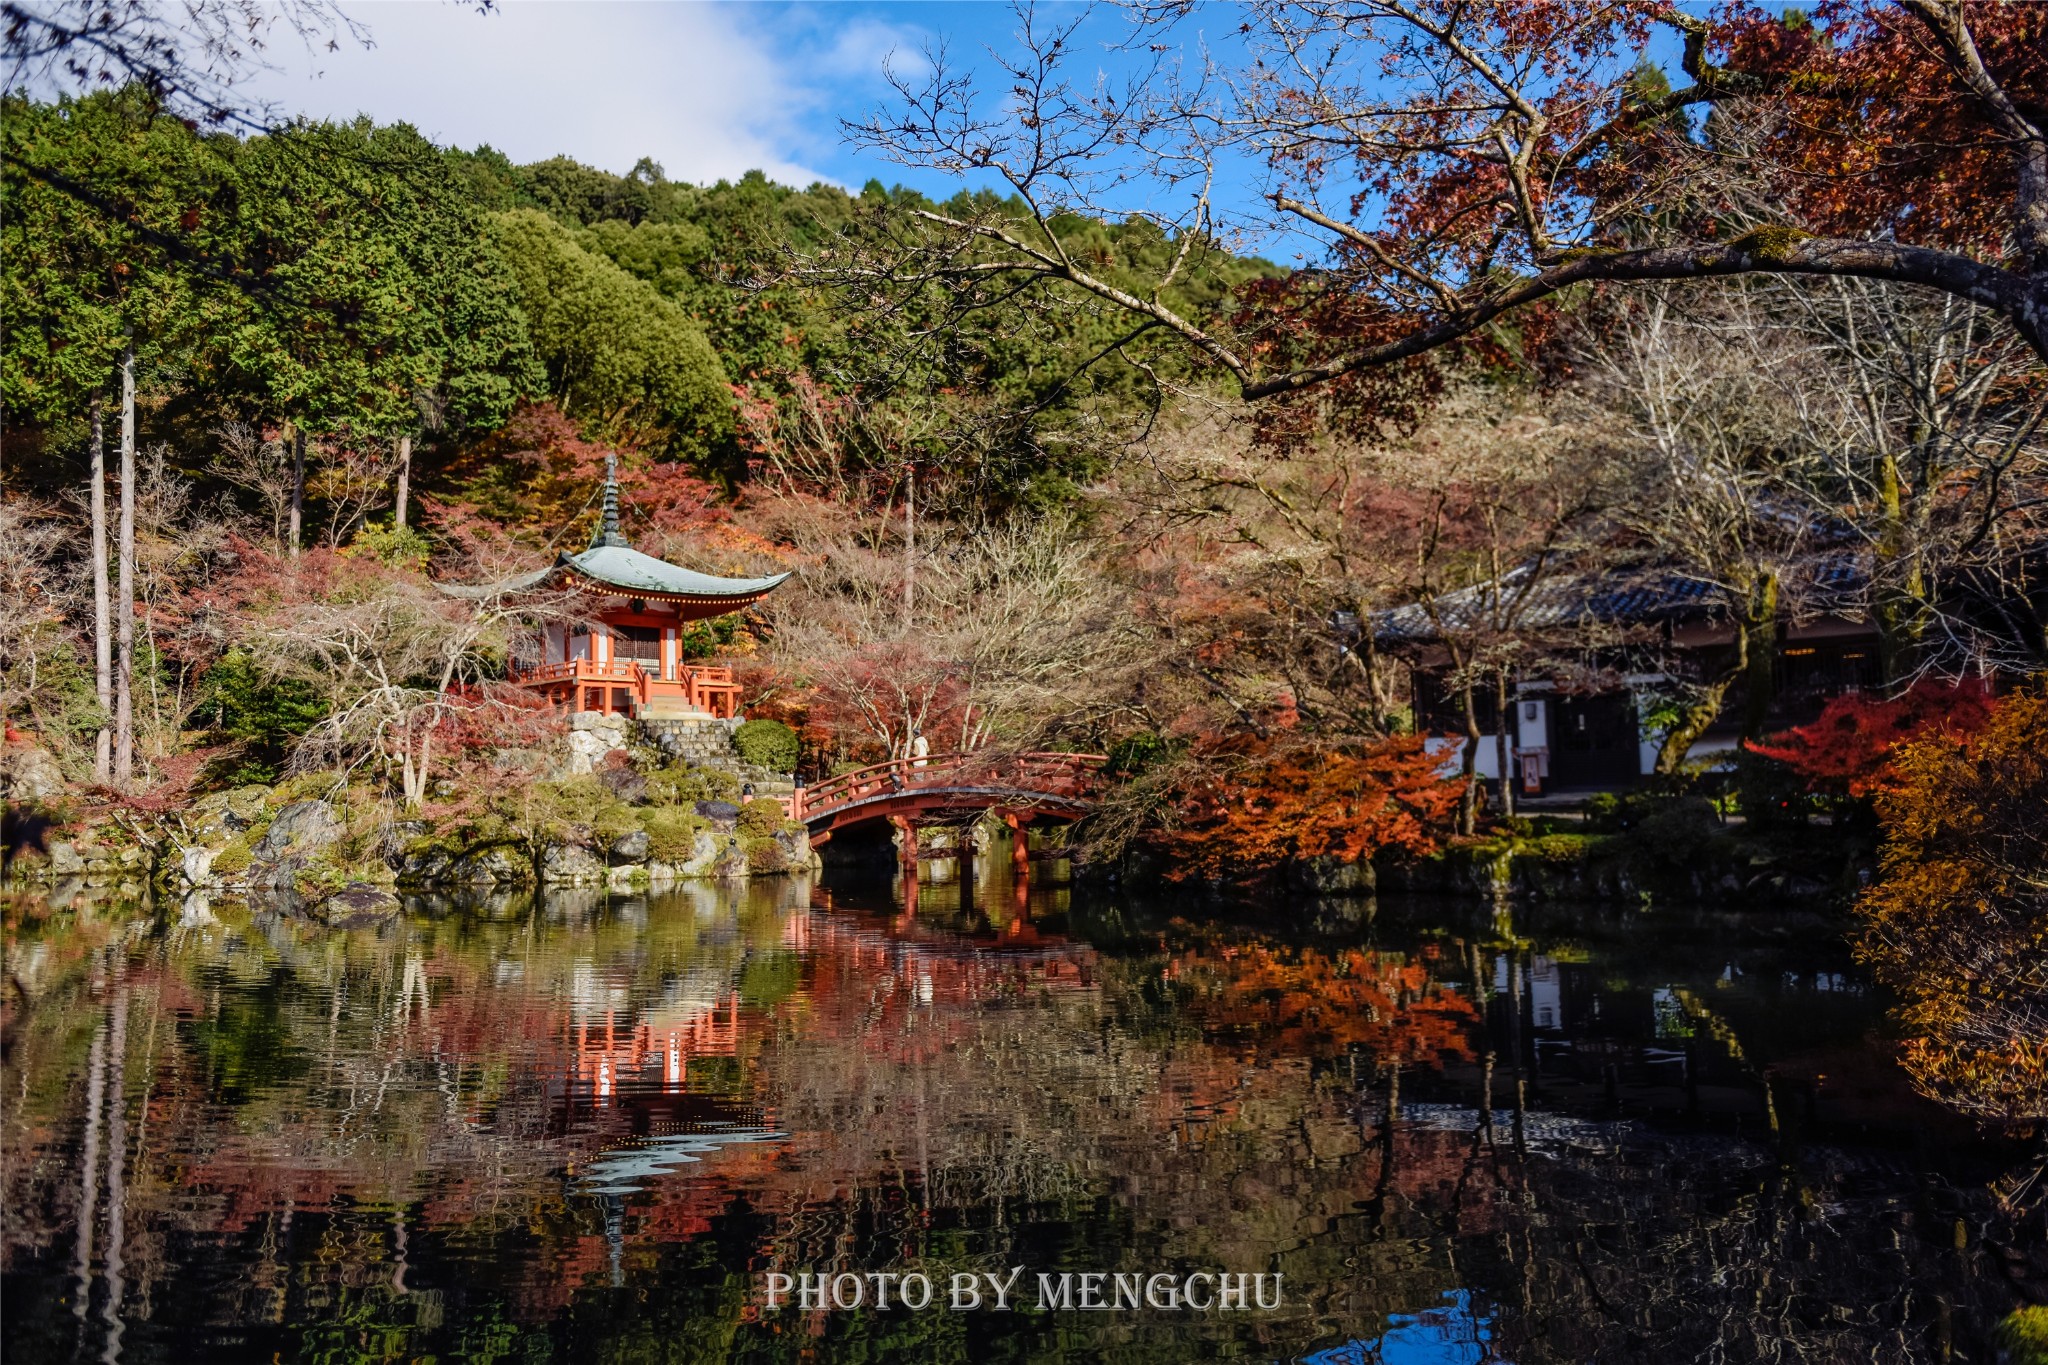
[564,712,633,775]
[541,843,605,885]
[48,842,85,876]
[313,881,402,927]
[179,844,218,889]
[255,801,343,863]
[773,827,819,875]
[0,742,65,801]
[193,785,271,833]
[451,846,525,884]
[694,800,741,832]
[610,828,651,863]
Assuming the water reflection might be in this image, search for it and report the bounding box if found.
[0,873,2021,1363]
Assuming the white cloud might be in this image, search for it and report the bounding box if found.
[242,1,919,186]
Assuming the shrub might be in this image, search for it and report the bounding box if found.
[644,763,740,806]
[733,718,800,772]
[211,837,253,876]
[638,806,708,864]
[744,836,788,873]
[1730,747,1813,830]
[738,797,794,839]
[195,648,329,784]
[1632,796,1725,865]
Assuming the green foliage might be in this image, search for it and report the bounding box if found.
[482,208,732,459]
[732,718,799,772]
[197,648,329,784]
[643,762,741,806]
[227,117,542,439]
[737,797,796,839]
[2,87,220,420]
[1998,1307,2048,1365]
[637,805,708,864]
[1105,730,1174,778]
[348,518,431,569]
[209,836,253,877]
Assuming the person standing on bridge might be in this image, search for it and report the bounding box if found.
[911,731,929,769]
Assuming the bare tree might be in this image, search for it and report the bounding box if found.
[309,435,394,548]
[113,346,135,785]
[0,499,75,735]
[842,1,2048,404]
[248,543,573,808]
[767,498,1135,763]
[214,421,298,549]
[1776,279,2048,681]
[88,398,112,781]
[1570,285,1834,769]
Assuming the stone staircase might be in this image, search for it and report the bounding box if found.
[635,716,795,800]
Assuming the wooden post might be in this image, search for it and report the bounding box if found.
[890,814,919,871]
[1005,811,1029,877]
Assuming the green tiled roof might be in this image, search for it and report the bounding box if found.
[559,545,791,600]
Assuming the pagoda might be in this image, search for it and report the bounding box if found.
[510,457,789,720]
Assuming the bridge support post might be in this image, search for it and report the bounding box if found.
[1003,811,1029,878]
[888,814,919,871]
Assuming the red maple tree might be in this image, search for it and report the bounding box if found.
[1744,678,1997,795]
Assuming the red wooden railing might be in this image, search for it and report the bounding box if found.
[508,659,740,717]
[791,751,1106,822]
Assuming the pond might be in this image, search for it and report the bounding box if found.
[0,868,2025,1363]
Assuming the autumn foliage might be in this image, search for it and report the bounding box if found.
[1156,738,1462,884]
[1744,679,1996,796]
[1854,687,2047,1125]
[1169,943,1479,1068]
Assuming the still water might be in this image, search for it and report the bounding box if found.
[0,868,2020,1363]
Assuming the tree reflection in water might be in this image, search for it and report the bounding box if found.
[0,875,2026,1363]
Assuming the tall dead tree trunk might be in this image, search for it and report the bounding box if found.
[89,399,112,783]
[1492,664,1517,819]
[393,433,412,530]
[287,426,306,558]
[113,349,137,787]
[902,460,916,636]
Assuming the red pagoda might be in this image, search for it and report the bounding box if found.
[509,457,789,720]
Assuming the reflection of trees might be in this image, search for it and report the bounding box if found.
[0,890,2018,1363]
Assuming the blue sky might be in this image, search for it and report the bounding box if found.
[241,0,1689,266]
[245,3,1203,197]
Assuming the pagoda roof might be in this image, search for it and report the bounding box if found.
[433,453,792,611]
[557,543,791,603]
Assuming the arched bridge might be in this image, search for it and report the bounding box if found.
[790,752,1105,866]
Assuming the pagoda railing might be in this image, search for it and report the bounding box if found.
[509,658,740,716]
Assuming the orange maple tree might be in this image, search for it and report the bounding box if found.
[1157,738,1462,883]
[1855,687,2047,1124]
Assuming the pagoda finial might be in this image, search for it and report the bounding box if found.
[591,452,629,549]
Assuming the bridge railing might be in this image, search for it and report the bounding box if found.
[791,751,1106,822]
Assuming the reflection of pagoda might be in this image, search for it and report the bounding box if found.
[510,455,789,719]
[566,992,744,1101]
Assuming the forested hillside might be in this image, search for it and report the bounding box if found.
[3,67,2043,887]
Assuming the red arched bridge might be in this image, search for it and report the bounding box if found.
[790,752,1105,868]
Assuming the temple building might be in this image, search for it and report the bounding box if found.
[508,458,789,720]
